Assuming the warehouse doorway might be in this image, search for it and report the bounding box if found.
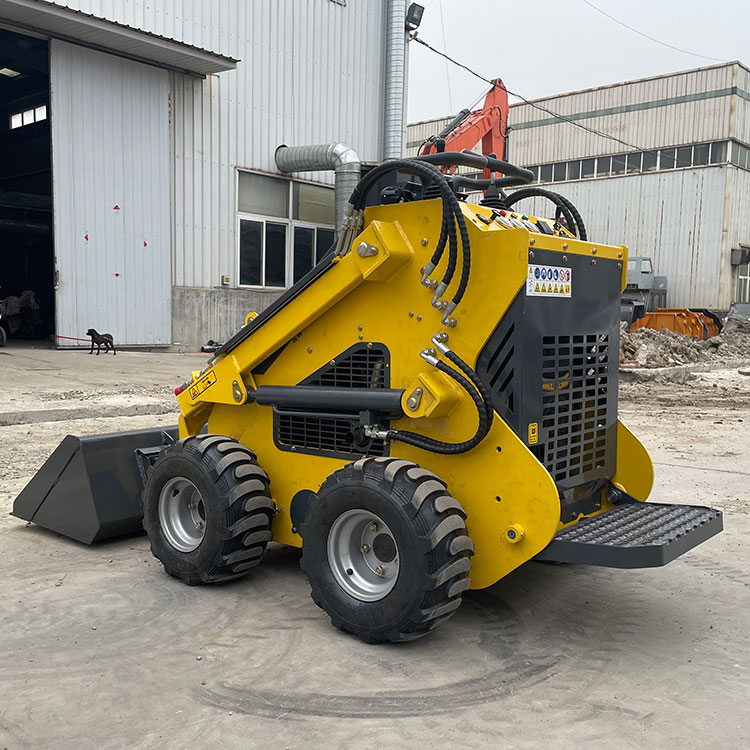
[0,27,53,341]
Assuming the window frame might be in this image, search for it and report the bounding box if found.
[737,260,750,303]
[236,169,335,291]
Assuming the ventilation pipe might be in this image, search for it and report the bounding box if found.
[383,0,407,159]
[275,142,360,232]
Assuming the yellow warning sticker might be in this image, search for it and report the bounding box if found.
[528,422,539,445]
[189,371,217,400]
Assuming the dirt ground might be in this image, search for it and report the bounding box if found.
[1,344,749,749]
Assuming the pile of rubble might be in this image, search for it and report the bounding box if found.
[620,315,750,368]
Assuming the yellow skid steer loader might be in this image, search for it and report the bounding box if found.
[13,151,722,643]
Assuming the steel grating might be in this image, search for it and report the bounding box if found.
[541,332,612,484]
[535,502,723,568]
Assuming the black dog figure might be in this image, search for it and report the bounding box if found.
[86,328,116,355]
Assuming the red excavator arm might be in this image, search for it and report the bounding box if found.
[418,78,509,164]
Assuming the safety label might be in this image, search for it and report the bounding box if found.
[528,422,539,445]
[189,371,216,400]
[526,263,572,298]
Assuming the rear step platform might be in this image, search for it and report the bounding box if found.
[535,502,723,568]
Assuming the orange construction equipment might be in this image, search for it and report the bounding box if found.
[630,308,720,340]
[418,78,509,171]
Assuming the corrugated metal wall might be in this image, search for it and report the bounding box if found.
[509,64,739,165]
[408,63,750,165]
[47,0,388,294]
[51,40,172,344]
[513,167,731,308]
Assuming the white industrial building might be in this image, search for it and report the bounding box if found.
[408,62,750,309]
[0,0,406,346]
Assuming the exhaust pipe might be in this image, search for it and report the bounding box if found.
[274,142,360,232]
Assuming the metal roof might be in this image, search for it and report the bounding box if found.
[0,0,238,76]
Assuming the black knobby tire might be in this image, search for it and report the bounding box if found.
[143,434,275,585]
[300,457,474,643]
[0,325,6,347]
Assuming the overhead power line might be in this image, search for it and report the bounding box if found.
[579,0,723,63]
[410,35,643,151]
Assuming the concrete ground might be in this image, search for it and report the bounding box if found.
[1,344,749,749]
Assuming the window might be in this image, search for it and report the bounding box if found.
[239,219,287,287]
[567,160,581,180]
[611,154,626,175]
[293,226,335,283]
[710,141,727,164]
[676,146,692,168]
[553,162,566,182]
[527,166,539,182]
[9,104,47,130]
[693,143,709,166]
[626,153,641,173]
[596,156,611,177]
[237,170,335,288]
[660,149,676,169]
[737,260,750,302]
[581,158,595,178]
[540,164,553,183]
[731,142,750,170]
[642,150,658,171]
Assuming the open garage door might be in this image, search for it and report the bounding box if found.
[50,40,171,345]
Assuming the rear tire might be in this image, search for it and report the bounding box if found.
[0,325,6,347]
[301,457,474,643]
[143,434,275,584]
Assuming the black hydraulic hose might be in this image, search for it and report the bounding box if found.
[553,192,587,241]
[350,159,471,307]
[387,360,490,455]
[415,150,534,186]
[504,187,587,240]
[444,349,494,431]
[452,205,471,307]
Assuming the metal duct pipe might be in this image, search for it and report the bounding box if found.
[274,142,360,232]
[383,0,407,159]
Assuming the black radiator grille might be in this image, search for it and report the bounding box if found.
[277,413,387,456]
[276,345,388,458]
[541,333,611,484]
[476,316,518,426]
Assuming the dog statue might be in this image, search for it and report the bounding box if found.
[86,328,116,355]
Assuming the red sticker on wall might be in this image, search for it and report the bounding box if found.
[113,205,120,211]
[143,240,148,247]
[84,234,89,241]
[114,273,120,277]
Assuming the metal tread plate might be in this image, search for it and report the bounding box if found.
[535,502,723,568]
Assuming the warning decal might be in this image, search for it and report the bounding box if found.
[526,263,572,298]
[189,371,217,401]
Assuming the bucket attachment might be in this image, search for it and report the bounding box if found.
[535,502,722,568]
[12,426,178,544]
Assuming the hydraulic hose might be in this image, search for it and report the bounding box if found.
[386,359,490,455]
[349,158,472,311]
[443,348,494,431]
[504,187,587,240]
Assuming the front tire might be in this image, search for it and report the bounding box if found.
[143,434,275,585]
[301,457,474,643]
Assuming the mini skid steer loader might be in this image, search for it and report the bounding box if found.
[13,151,723,643]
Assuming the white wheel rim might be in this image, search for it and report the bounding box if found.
[158,477,206,552]
[327,509,399,602]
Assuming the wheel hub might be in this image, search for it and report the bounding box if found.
[327,510,399,602]
[158,476,206,552]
